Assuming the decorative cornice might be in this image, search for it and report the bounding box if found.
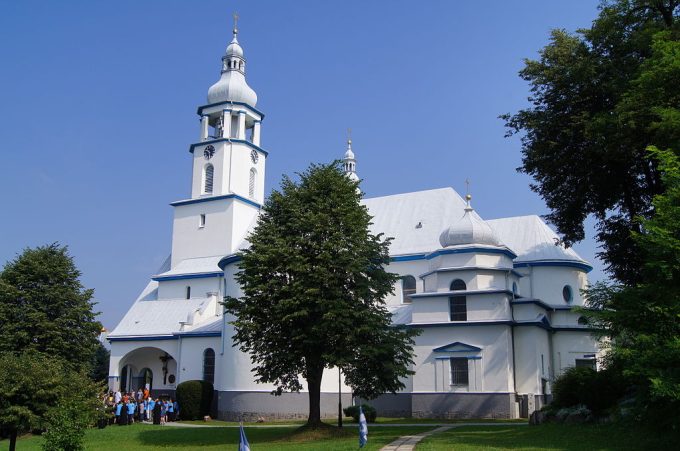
[218,254,242,270]
[196,100,264,119]
[418,265,524,279]
[170,193,262,209]
[151,271,223,282]
[409,289,513,299]
[514,260,593,273]
[188,138,268,157]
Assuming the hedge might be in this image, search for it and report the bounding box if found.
[175,380,214,420]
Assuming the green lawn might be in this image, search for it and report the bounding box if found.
[0,423,432,451]
[177,417,526,427]
[416,423,676,451]
[3,422,673,450]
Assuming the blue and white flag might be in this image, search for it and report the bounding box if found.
[239,422,250,451]
[358,406,368,448]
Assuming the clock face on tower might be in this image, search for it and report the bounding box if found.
[250,149,259,164]
[203,145,215,160]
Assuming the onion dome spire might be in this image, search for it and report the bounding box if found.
[439,184,503,248]
[207,12,258,106]
[343,129,359,182]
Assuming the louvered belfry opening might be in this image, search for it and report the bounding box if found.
[204,164,214,194]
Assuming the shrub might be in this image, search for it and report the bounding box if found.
[175,380,214,420]
[551,367,625,416]
[343,404,377,423]
[41,400,90,451]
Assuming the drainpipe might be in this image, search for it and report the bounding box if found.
[220,275,226,356]
[509,270,519,411]
[177,335,183,385]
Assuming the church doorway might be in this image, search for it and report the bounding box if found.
[138,368,153,390]
[132,368,153,391]
[119,364,136,392]
[118,346,177,392]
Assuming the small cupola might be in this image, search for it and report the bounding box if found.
[342,131,359,182]
[439,195,503,248]
[207,15,258,106]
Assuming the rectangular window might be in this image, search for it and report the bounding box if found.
[199,214,206,228]
[449,296,467,321]
[575,359,596,371]
[186,286,191,300]
[450,358,469,386]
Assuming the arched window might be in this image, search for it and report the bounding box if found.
[578,316,588,325]
[203,348,215,385]
[450,279,466,291]
[562,285,573,303]
[512,282,518,296]
[401,275,416,303]
[449,279,467,321]
[249,168,256,198]
[204,164,214,194]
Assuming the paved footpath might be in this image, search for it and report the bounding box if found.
[379,423,527,451]
[380,426,452,451]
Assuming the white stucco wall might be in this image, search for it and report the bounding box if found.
[157,277,221,300]
[552,331,599,376]
[513,327,550,394]
[523,266,587,306]
[171,200,235,266]
[412,325,514,393]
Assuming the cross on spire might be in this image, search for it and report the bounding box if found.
[233,12,239,35]
[347,127,352,144]
[464,178,472,209]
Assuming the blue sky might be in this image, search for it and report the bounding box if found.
[0,0,603,328]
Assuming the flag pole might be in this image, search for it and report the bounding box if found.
[338,367,343,428]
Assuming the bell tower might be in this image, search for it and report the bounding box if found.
[169,16,267,267]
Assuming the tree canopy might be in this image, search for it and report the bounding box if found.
[223,162,418,426]
[0,352,100,451]
[502,0,680,284]
[584,147,680,429]
[0,244,102,371]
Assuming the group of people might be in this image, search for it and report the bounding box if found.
[104,388,179,426]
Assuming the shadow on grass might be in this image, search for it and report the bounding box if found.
[137,427,291,447]
[136,424,433,449]
[418,424,676,451]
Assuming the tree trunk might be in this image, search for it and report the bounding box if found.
[306,366,324,427]
[9,430,17,451]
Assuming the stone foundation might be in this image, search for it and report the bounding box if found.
[411,393,515,419]
[217,391,352,422]
[216,391,517,420]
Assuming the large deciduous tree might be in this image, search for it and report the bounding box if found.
[584,147,680,430]
[223,162,418,427]
[0,352,100,451]
[0,244,102,371]
[502,0,680,284]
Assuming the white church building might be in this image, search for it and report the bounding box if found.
[108,24,600,419]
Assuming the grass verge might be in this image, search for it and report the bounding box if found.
[416,423,676,451]
[0,423,432,451]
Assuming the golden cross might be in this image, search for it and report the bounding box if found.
[233,12,239,33]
